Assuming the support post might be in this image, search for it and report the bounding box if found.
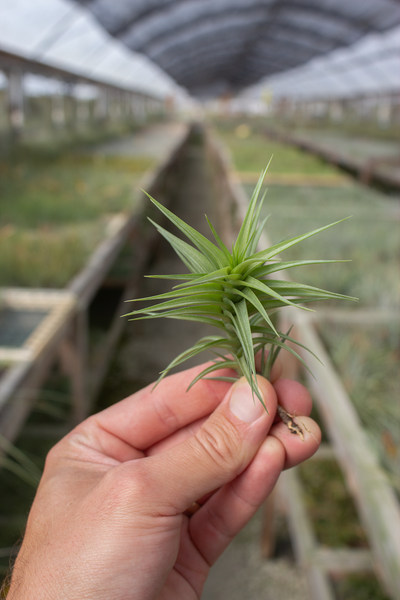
[59,310,89,425]
[261,489,277,558]
[8,68,24,135]
[51,89,65,128]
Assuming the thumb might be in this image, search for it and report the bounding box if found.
[144,375,277,514]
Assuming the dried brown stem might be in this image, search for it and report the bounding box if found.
[276,405,305,441]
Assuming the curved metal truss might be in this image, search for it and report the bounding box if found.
[75,0,400,97]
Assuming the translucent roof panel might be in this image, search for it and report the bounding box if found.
[73,0,400,98]
[245,25,400,100]
[0,0,182,98]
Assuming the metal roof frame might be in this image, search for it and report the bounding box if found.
[0,0,183,99]
[74,0,400,96]
[249,26,400,101]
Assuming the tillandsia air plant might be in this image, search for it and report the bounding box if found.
[125,166,356,436]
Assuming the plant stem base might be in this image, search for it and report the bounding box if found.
[277,405,305,441]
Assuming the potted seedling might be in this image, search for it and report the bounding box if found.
[126,167,355,437]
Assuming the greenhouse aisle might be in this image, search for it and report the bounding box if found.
[96,131,310,600]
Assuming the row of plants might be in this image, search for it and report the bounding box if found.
[271,116,400,145]
[318,322,400,494]
[249,183,400,310]
[213,122,338,175]
[212,114,400,144]
[214,121,399,311]
[0,145,155,288]
[286,128,399,161]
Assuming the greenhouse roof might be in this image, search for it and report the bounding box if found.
[246,24,400,100]
[73,0,400,98]
[0,0,182,99]
[1,0,399,101]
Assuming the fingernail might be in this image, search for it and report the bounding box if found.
[229,379,266,423]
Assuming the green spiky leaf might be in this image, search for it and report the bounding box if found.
[127,166,356,408]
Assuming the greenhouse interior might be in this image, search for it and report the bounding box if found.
[0,0,399,598]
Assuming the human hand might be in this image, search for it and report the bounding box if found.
[7,361,320,600]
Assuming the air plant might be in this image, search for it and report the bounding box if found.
[125,167,356,432]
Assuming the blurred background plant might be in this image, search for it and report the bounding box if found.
[0,151,153,287]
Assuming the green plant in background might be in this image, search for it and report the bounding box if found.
[0,434,41,489]
[0,151,153,288]
[126,167,356,411]
[319,323,400,493]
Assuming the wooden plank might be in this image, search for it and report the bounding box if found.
[310,308,400,325]
[235,171,350,187]
[0,293,76,434]
[315,548,373,575]
[294,313,400,600]
[0,289,77,362]
[260,491,277,559]
[59,311,89,425]
[0,348,32,362]
[0,48,156,99]
[0,292,77,443]
[0,313,72,441]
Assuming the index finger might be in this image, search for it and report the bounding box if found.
[94,362,233,450]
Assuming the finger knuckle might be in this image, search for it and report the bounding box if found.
[43,439,64,470]
[153,393,181,433]
[194,419,241,475]
[102,462,154,509]
[204,503,236,541]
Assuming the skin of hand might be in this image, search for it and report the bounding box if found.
[6,360,320,600]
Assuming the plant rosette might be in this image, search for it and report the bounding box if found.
[125,166,356,438]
